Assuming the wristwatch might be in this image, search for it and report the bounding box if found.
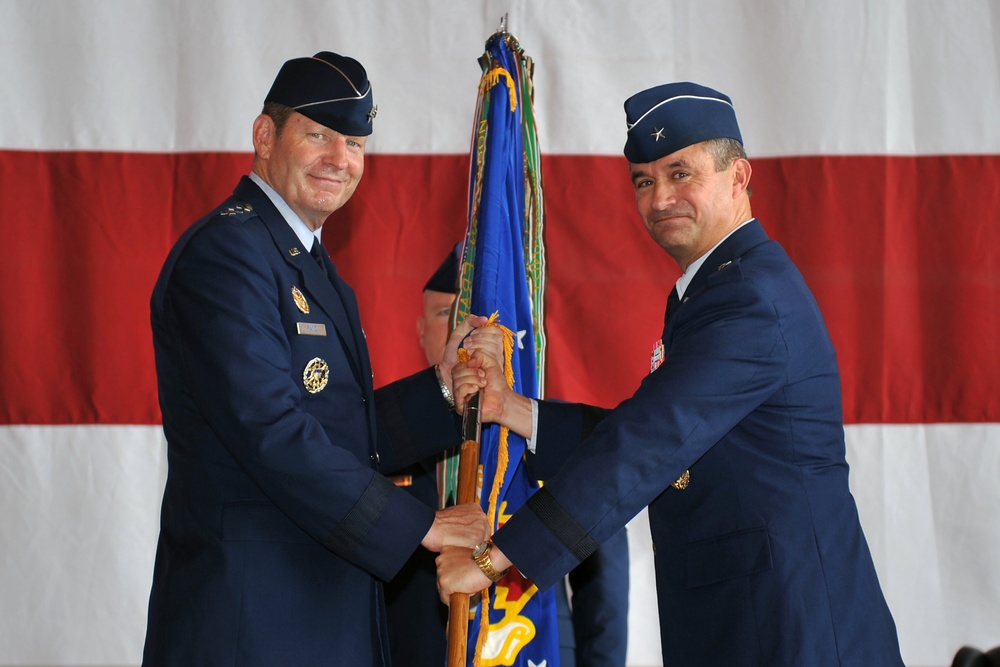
[471,540,509,582]
[434,364,456,408]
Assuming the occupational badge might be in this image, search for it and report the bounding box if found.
[291,286,309,314]
[302,357,329,394]
[650,338,665,373]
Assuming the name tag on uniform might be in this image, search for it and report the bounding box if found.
[296,322,327,336]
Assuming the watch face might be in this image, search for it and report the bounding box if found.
[472,541,489,558]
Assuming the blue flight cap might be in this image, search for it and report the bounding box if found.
[264,51,376,136]
[423,242,462,294]
[623,82,742,163]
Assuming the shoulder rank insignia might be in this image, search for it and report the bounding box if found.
[303,357,329,394]
[219,203,254,217]
[291,286,309,314]
[671,469,690,490]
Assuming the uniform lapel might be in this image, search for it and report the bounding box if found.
[233,178,367,384]
[316,247,375,394]
[685,220,768,306]
[662,219,769,339]
[300,250,366,382]
[313,241,378,454]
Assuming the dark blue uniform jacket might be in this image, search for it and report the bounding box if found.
[497,221,903,667]
[143,177,456,666]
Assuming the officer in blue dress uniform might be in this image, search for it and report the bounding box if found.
[142,51,491,666]
[438,82,905,667]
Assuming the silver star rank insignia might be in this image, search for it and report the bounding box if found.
[651,127,665,141]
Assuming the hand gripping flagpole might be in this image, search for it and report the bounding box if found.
[447,388,482,667]
[448,13,552,666]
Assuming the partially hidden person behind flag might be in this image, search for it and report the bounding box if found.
[437,81,905,666]
[387,244,631,667]
[384,243,462,667]
[142,51,493,667]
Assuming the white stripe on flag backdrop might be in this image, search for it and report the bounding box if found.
[1,2,998,666]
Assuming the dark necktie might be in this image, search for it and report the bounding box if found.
[663,286,680,329]
[661,285,691,490]
[310,240,328,276]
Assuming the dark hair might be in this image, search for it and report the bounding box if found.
[705,137,746,171]
[261,101,296,136]
[705,137,752,197]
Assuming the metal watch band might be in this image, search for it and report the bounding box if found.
[473,541,509,582]
[434,364,455,408]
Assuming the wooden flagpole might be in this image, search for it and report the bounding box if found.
[446,392,482,667]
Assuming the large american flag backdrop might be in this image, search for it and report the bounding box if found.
[1,2,997,666]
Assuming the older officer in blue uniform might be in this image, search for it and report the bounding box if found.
[439,82,905,666]
[143,52,490,666]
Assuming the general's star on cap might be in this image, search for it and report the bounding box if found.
[623,82,743,163]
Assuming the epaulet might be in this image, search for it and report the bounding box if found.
[217,202,255,219]
[704,257,743,288]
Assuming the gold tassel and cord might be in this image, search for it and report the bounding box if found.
[457,311,515,666]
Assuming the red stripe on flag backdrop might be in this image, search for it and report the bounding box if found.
[2,150,998,426]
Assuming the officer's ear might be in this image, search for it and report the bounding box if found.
[731,158,752,197]
[252,114,277,160]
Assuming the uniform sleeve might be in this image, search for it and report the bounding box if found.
[526,400,610,481]
[374,366,462,475]
[493,272,789,589]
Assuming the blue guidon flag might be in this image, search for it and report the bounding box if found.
[453,24,556,667]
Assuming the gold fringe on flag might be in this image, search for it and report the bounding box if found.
[459,311,515,667]
[479,66,518,113]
